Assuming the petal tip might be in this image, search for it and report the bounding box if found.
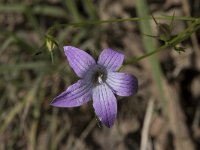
[103,119,115,128]
[50,99,67,108]
[50,98,59,107]
[49,102,55,107]
[50,95,67,107]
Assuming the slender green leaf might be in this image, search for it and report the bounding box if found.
[136,0,167,114]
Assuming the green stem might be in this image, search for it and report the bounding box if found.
[51,52,54,64]
[125,18,200,65]
[47,16,198,34]
[125,44,168,65]
[169,18,200,45]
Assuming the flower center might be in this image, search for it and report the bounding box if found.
[92,65,107,85]
[94,71,104,84]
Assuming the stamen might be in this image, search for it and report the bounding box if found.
[92,65,107,85]
[98,74,103,84]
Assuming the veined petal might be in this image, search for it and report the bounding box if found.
[51,80,92,107]
[64,46,96,78]
[92,84,117,128]
[106,72,138,96]
[98,48,124,71]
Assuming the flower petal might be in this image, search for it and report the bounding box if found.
[98,48,124,71]
[106,72,138,96]
[64,46,96,78]
[51,80,92,107]
[92,84,117,128]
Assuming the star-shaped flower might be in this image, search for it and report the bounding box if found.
[51,46,138,128]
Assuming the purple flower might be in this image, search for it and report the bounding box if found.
[51,46,138,128]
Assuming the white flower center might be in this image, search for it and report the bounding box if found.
[92,65,107,85]
[98,74,103,84]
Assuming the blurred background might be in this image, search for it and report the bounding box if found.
[0,0,200,150]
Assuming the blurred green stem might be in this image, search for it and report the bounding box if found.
[51,52,54,64]
[125,18,200,64]
[47,16,198,34]
[135,0,167,116]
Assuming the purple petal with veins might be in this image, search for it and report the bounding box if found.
[93,83,117,128]
[64,46,96,78]
[98,48,124,71]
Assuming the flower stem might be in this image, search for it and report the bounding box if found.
[124,44,168,65]
[125,18,200,64]
[51,52,54,64]
[47,16,197,34]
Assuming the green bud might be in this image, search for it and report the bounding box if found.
[158,23,172,42]
[45,35,58,52]
[152,13,175,43]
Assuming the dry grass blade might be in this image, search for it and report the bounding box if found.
[140,99,154,150]
[163,79,195,150]
[0,74,44,133]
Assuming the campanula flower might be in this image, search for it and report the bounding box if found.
[51,46,138,127]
